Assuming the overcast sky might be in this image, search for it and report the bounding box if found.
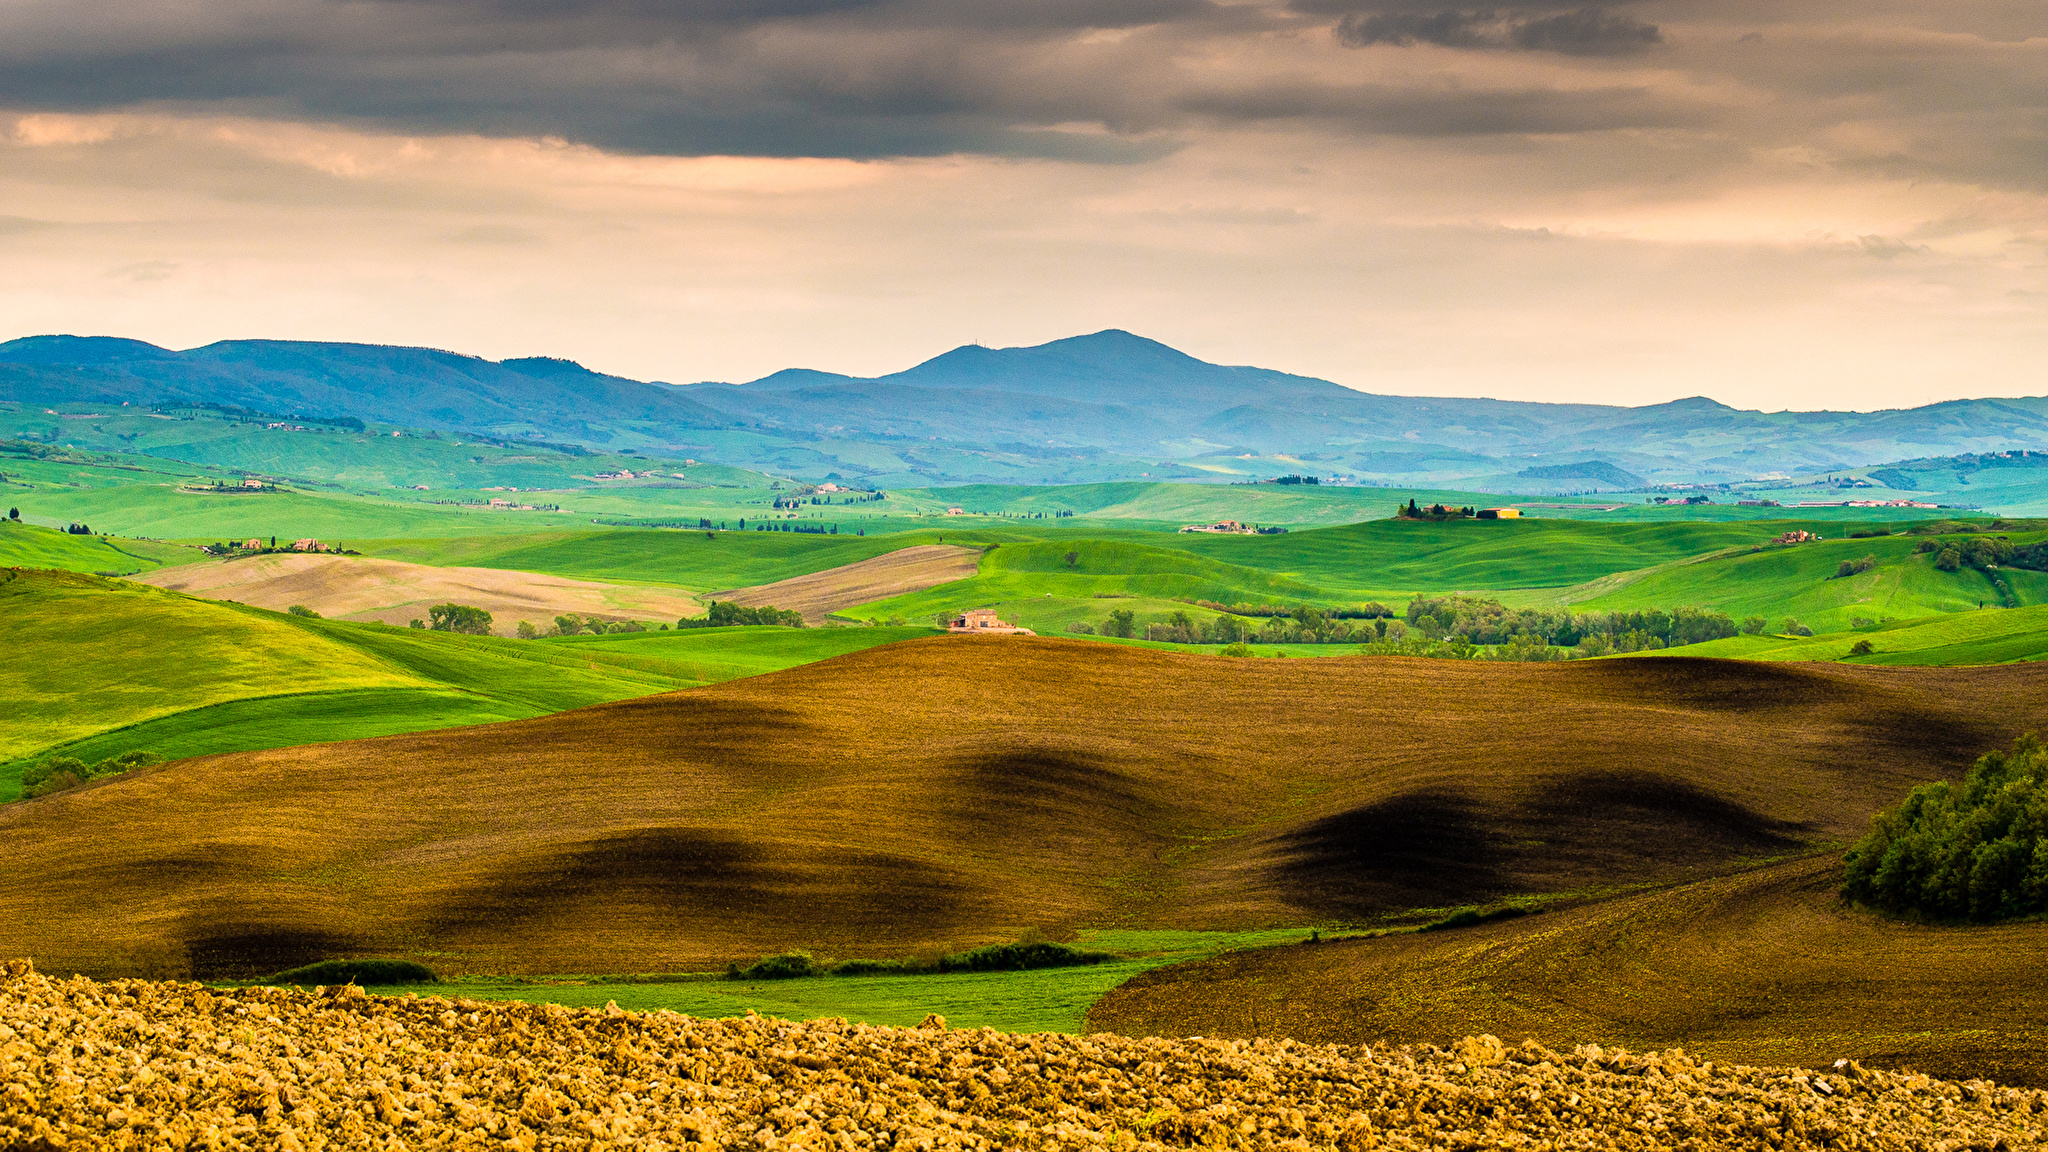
[2,0,2043,409]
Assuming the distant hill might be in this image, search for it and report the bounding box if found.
[10,330,2048,487]
[1514,460,1646,490]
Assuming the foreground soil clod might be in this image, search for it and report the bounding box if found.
[3,963,2044,1151]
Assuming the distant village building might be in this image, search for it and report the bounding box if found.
[817,483,842,492]
[242,478,264,488]
[244,538,263,550]
[947,609,1035,636]
[1773,530,1821,545]
[1180,520,1259,534]
[1475,508,1520,520]
[945,507,966,516]
[290,538,327,552]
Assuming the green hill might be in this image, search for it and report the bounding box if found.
[0,568,929,799]
[1648,604,2048,666]
[0,519,193,574]
[1554,527,2048,632]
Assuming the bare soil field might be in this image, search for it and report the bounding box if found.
[4,641,2046,982]
[708,543,981,622]
[1091,854,2048,1088]
[4,962,2042,1151]
[136,552,701,633]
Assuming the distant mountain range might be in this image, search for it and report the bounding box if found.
[7,330,2048,488]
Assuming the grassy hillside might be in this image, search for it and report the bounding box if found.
[1653,604,2048,666]
[3,640,2044,982]
[1556,527,2048,632]
[0,518,193,574]
[1090,854,2048,1087]
[0,568,928,798]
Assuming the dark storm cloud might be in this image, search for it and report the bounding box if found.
[0,0,2039,184]
[1181,79,1703,135]
[1331,7,1662,56]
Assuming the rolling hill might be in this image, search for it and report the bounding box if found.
[3,639,2044,982]
[0,568,928,797]
[1089,854,2048,1088]
[14,330,2048,488]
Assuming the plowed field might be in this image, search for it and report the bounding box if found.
[708,544,982,622]
[4,641,2045,980]
[137,552,700,632]
[1091,854,2048,1088]
[4,962,2042,1151]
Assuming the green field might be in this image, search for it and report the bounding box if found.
[1655,603,2048,666]
[0,569,930,799]
[360,928,1313,1034]
[0,518,194,574]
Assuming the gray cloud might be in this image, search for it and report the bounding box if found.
[0,0,2037,194]
[1333,7,1662,55]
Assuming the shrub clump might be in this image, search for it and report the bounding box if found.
[936,941,1115,973]
[730,942,1116,979]
[270,958,437,986]
[20,751,164,799]
[1420,905,1534,932]
[727,951,822,980]
[1843,733,2048,922]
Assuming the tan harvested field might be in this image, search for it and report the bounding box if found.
[708,543,980,622]
[1091,854,2048,1088]
[7,964,2044,1152]
[136,552,701,633]
[5,641,2048,983]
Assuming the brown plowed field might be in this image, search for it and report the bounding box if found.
[1091,854,2048,1087]
[7,962,2044,1150]
[136,552,700,633]
[3,641,2046,980]
[707,543,980,622]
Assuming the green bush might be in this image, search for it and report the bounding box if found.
[428,602,493,635]
[728,950,822,980]
[936,941,1115,973]
[1846,639,1875,657]
[271,958,437,985]
[1219,642,1254,657]
[1842,733,2048,922]
[287,604,321,618]
[1419,905,1533,932]
[20,750,164,799]
[680,601,804,629]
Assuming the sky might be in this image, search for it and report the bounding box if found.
[1,0,2043,410]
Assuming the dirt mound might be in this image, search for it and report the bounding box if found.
[3,642,2046,978]
[708,543,980,622]
[136,552,699,632]
[1092,854,2048,1088]
[3,963,2041,1151]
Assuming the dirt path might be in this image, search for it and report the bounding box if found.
[709,543,981,622]
[135,553,700,634]
[4,962,2041,1150]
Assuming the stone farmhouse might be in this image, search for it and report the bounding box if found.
[947,608,1035,636]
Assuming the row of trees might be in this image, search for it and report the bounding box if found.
[1075,596,1742,655]
[678,601,805,629]
[1402,596,1740,650]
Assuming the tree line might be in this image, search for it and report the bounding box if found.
[1076,595,1739,656]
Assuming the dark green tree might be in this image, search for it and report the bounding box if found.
[427,603,493,635]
